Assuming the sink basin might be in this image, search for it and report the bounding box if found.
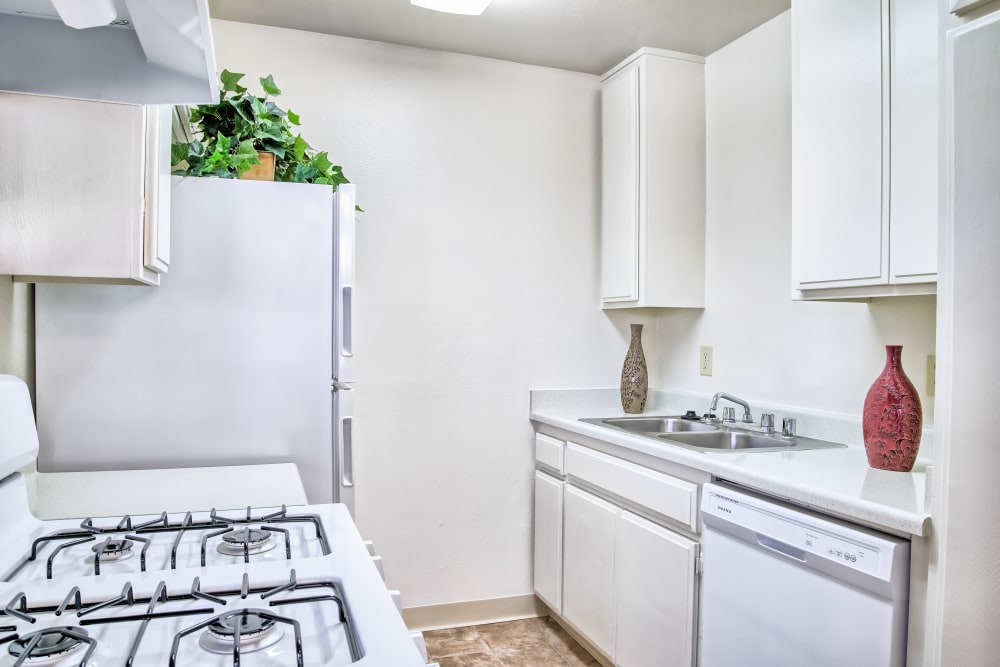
[581,416,848,453]
[660,431,847,453]
[660,431,791,450]
[582,416,718,434]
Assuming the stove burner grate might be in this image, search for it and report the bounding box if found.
[91,537,134,561]
[7,626,95,665]
[198,609,285,654]
[15,505,331,581]
[217,528,276,556]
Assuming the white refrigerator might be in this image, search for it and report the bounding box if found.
[33,177,357,509]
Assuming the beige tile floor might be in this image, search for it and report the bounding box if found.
[424,616,600,666]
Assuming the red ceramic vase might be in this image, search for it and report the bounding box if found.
[862,345,923,472]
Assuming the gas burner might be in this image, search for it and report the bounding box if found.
[217,528,276,555]
[91,538,135,562]
[7,627,93,665]
[198,610,285,654]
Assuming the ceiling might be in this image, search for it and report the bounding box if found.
[208,0,790,75]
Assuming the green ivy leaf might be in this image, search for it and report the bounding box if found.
[287,109,300,126]
[293,162,319,182]
[229,98,253,123]
[256,123,286,142]
[250,96,267,119]
[170,142,189,166]
[310,151,333,174]
[260,140,287,159]
[260,74,281,96]
[292,134,309,162]
[236,139,258,158]
[264,101,287,118]
[188,140,207,158]
[220,69,247,94]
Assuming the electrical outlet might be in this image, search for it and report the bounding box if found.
[700,346,713,377]
[927,355,936,396]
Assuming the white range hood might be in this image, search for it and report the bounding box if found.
[0,0,218,105]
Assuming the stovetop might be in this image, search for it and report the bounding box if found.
[7,505,331,584]
[0,475,425,666]
[1,569,358,666]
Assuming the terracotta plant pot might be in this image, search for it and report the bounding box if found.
[239,151,276,181]
[862,345,923,472]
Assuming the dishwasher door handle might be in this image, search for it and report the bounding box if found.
[756,533,807,562]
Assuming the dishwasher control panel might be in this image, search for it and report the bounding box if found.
[703,485,900,581]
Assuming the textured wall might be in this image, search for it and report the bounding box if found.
[211,20,647,608]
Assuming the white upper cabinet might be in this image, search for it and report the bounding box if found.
[0,0,218,105]
[0,93,171,285]
[792,0,939,299]
[601,48,706,309]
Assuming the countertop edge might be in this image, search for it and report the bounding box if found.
[531,408,931,538]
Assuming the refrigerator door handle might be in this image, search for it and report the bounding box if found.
[341,415,354,487]
[331,378,351,392]
[341,285,354,358]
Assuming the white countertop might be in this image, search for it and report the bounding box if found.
[530,388,931,537]
[21,463,309,519]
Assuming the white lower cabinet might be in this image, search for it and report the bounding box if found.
[533,470,564,612]
[533,432,703,667]
[563,484,619,658]
[615,511,698,667]
[561,484,699,667]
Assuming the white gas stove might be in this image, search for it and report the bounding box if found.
[0,376,426,666]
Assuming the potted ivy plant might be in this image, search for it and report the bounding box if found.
[171,70,356,201]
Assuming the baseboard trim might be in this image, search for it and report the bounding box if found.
[402,594,546,632]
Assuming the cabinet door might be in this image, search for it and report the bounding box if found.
[0,93,148,282]
[889,0,938,283]
[143,105,173,274]
[601,62,640,303]
[533,471,564,612]
[563,485,618,659]
[615,511,698,667]
[792,0,887,288]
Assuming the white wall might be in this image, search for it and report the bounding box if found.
[656,12,937,427]
[210,21,646,609]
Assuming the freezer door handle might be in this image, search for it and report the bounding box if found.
[331,378,351,392]
[341,286,354,358]
[341,416,354,487]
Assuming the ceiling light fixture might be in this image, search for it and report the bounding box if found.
[410,0,493,16]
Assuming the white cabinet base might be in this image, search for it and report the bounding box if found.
[533,471,564,612]
[562,485,618,659]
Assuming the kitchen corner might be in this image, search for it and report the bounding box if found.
[1,0,999,665]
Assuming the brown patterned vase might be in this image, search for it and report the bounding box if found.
[862,345,923,472]
[620,323,648,414]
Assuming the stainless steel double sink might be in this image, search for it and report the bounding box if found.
[579,416,846,453]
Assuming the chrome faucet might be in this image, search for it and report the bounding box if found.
[709,392,754,424]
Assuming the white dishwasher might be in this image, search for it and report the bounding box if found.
[699,482,910,667]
